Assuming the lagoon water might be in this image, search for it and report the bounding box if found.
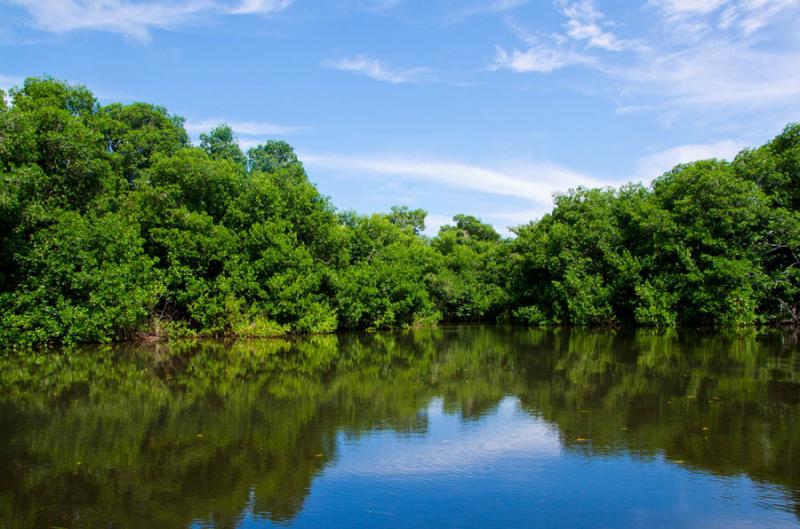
[1,326,799,528]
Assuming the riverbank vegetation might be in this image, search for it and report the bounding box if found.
[1,78,799,346]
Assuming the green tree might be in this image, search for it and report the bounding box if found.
[94,102,188,183]
[1,77,799,346]
[247,140,300,173]
[429,214,507,321]
[199,124,246,167]
[385,205,427,235]
[0,210,161,345]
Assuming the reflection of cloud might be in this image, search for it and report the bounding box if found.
[330,397,561,477]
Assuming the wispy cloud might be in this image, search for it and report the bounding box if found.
[492,0,800,125]
[225,0,294,15]
[651,0,729,17]
[301,151,605,205]
[325,55,431,84]
[304,141,751,232]
[184,118,307,136]
[423,213,457,236]
[733,0,800,35]
[635,139,742,181]
[490,44,588,73]
[8,0,294,41]
[490,0,624,73]
[633,0,800,114]
[472,139,747,225]
[650,0,800,36]
[606,44,800,111]
[561,0,627,51]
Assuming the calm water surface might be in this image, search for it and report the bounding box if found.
[1,326,799,528]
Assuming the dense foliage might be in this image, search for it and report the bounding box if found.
[509,151,800,328]
[1,78,799,345]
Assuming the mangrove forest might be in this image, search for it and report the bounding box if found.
[1,77,799,347]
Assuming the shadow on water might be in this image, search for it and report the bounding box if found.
[0,326,798,528]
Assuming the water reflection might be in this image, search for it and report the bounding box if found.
[0,327,798,528]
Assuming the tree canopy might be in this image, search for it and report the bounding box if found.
[1,78,798,346]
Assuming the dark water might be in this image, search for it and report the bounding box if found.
[1,327,799,529]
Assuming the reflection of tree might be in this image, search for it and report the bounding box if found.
[0,327,798,528]
[512,330,800,519]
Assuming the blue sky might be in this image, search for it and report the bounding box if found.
[1,0,798,235]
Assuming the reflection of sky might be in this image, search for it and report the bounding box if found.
[230,396,799,529]
[329,397,561,478]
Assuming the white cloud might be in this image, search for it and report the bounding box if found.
[225,0,294,15]
[184,118,307,136]
[423,214,456,236]
[301,151,605,204]
[9,0,294,41]
[635,140,742,181]
[9,0,205,40]
[607,43,800,110]
[612,0,800,115]
[493,0,800,126]
[490,45,588,73]
[650,0,800,37]
[491,1,628,74]
[303,142,756,232]
[325,55,431,84]
[651,0,729,17]
[237,138,268,150]
[636,0,800,112]
[728,0,800,35]
[561,0,627,51]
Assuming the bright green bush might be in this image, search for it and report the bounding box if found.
[0,210,161,345]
